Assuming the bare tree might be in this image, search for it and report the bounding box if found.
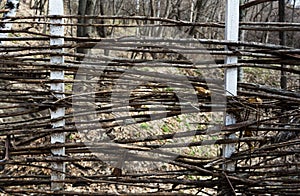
[77,0,106,41]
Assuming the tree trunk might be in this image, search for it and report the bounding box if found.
[77,0,105,56]
[95,0,106,38]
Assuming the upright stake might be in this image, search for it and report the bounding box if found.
[49,0,65,191]
[223,0,239,172]
[279,0,287,90]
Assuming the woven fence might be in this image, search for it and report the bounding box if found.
[0,1,299,195]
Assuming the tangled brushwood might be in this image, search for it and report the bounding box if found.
[0,0,299,195]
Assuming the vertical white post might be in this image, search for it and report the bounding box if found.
[223,0,239,171]
[190,0,195,22]
[49,0,65,191]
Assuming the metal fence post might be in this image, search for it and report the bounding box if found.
[49,0,65,191]
[223,0,239,172]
